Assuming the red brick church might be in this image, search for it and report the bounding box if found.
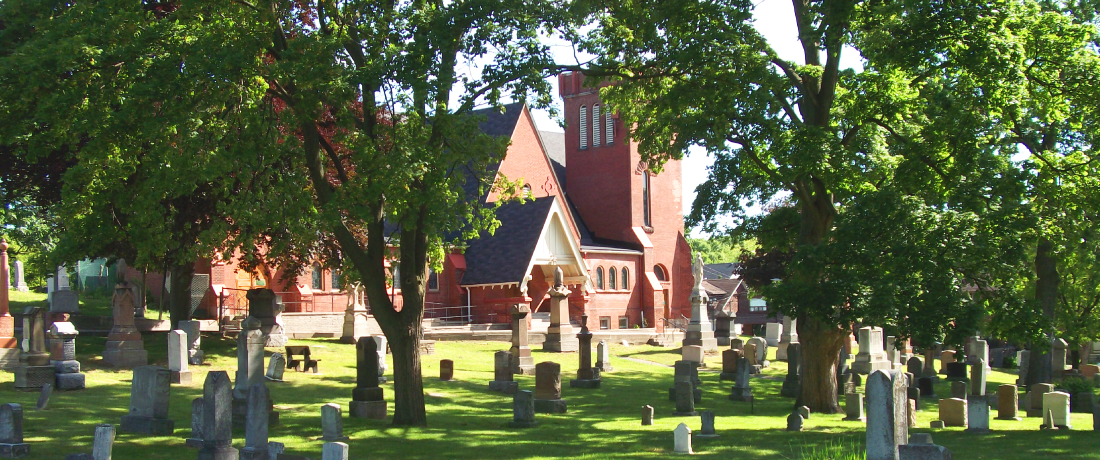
[187,73,694,333]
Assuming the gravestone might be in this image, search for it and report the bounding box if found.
[542,267,578,352]
[50,288,79,314]
[682,345,704,367]
[728,357,753,402]
[938,350,956,375]
[1042,391,1071,429]
[440,359,454,381]
[35,384,51,410]
[719,348,742,381]
[944,362,968,382]
[949,381,967,400]
[968,337,991,375]
[1016,350,1031,387]
[777,316,797,360]
[15,307,54,391]
[798,406,811,420]
[668,360,702,402]
[0,403,29,457]
[906,357,923,378]
[340,283,369,344]
[186,398,204,448]
[488,351,516,393]
[697,411,718,438]
[714,310,733,347]
[198,371,239,460]
[673,423,693,454]
[897,433,953,460]
[673,380,698,416]
[120,366,174,435]
[844,392,866,422]
[508,391,539,430]
[938,398,967,427]
[997,384,1020,420]
[266,353,286,382]
[730,338,744,352]
[49,321,85,391]
[91,423,114,460]
[744,343,759,374]
[682,254,717,353]
[641,405,654,426]
[10,260,27,292]
[595,340,612,372]
[240,383,271,460]
[765,322,782,347]
[786,412,804,432]
[570,315,601,388]
[370,335,387,383]
[1026,383,1054,418]
[533,362,567,414]
[349,337,386,420]
[169,330,191,385]
[320,403,348,441]
[852,327,891,374]
[245,289,288,348]
[745,336,768,366]
[917,377,935,399]
[1052,338,1068,381]
[102,283,148,368]
[921,347,938,380]
[509,304,535,375]
[321,442,349,460]
[966,396,990,434]
[970,359,986,396]
[865,369,908,460]
[907,387,921,412]
[179,320,204,365]
[233,317,272,428]
[780,343,801,398]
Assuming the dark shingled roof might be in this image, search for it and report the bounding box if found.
[460,103,526,204]
[539,130,567,189]
[704,262,740,280]
[460,196,556,286]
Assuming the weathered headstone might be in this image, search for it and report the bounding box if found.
[321,442,349,460]
[697,411,718,438]
[668,360,702,402]
[745,336,768,367]
[780,344,801,398]
[1016,349,1031,387]
[641,405,654,426]
[185,398,204,448]
[728,357,753,402]
[198,371,238,460]
[570,315,601,388]
[15,307,54,390]
[102,283,148,368]
[786,412,804,432]
[340,283,369,345]
[488,351,516,393]
[797,405,811,420]
[996,384,1020,421]
[966,396,990,434]
[938,398,967,427]
[178,320,204,365]
[673,380,698,416]
[265,353,286,382]
[906,357,923,378]
[320,403,348,441]
[714,310,733,347]
[349,337,385,420]
[719,348,742,382]
[120,366,174,435]
[949,381,968,400]
[0,403,29,457]
[542,267,578,352]
[673,423,693,454]
[1042,391,1071,429]
[777,316,797,360]
[938,350,956,375]
[233,317,271,428]
[1052,338,1068,381]
[944,362,968,382]
[91,423,114,460]
[35,383,51,410]
[240,383,271,460]
[245,289,288,348]
[509,304,535,375]
[1026,383,1054,418]
[595,340,612,372]
[765,322,782,347]
[844,392,866,422]
[169,330,192,385]
[969,337,991,375]
[865,369,908,460]
[852,327,891,374]
[533,362,567,414]
[682,254,717,353]
[917,377,935,399]
[969,359,986,396]
[682,345,704,367]
[49,321,84,391]
[370,335,387,383]
[10,260,27,292]
[439,359,454,381]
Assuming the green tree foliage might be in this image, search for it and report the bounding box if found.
[585,0,1095,410]
[686,235,756,264]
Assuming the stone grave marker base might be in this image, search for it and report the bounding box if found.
[488,381,518,394]
[349,401,386,420]
[533,399,568,414]
[14,366,54,391]
[569,378,601,389]
[120,415,175,435]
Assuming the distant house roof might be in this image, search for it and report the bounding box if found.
[459,196,556,286]
[703,262,740,280]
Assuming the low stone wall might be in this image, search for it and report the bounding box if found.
[282,312,386,339]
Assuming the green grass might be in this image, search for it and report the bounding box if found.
[9,290,160,319]
[4,334,1099,459]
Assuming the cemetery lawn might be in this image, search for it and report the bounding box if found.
[9,290,158,319]
[3,335,1098,459]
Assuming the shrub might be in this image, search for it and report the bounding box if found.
[1002,356,1017,369]
[1057,376,1095,394]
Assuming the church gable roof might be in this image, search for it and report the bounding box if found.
[460,196,556,286]
[460,102,526,203]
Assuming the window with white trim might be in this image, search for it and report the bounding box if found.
[592,105,601,146]
[579,106,588,149]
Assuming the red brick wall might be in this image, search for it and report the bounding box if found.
[582,253,644,329]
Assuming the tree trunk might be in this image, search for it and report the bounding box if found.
[1028,237,1057,385]
[798,315,847,413]
[388,326,426,425]
[168,262,195,331]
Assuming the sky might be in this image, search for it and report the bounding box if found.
[527,0,864,236]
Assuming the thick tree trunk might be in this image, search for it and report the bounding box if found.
[388,326,426,425]
[168,262,194,331]
[798,316,847,413]
[1028,237,1058,385]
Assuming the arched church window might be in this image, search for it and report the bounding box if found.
[653,265,667,281]
[428,268,439,291]
[608,266,617,290]
[580,106,588,149]
[592,104,601,146]
[596,267,604,290]
[331,270,342,291]
[311,264,323,290]
[522,184,531,198]
[621,267,629,290]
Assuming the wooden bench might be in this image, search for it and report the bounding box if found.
[284,346,321,373]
